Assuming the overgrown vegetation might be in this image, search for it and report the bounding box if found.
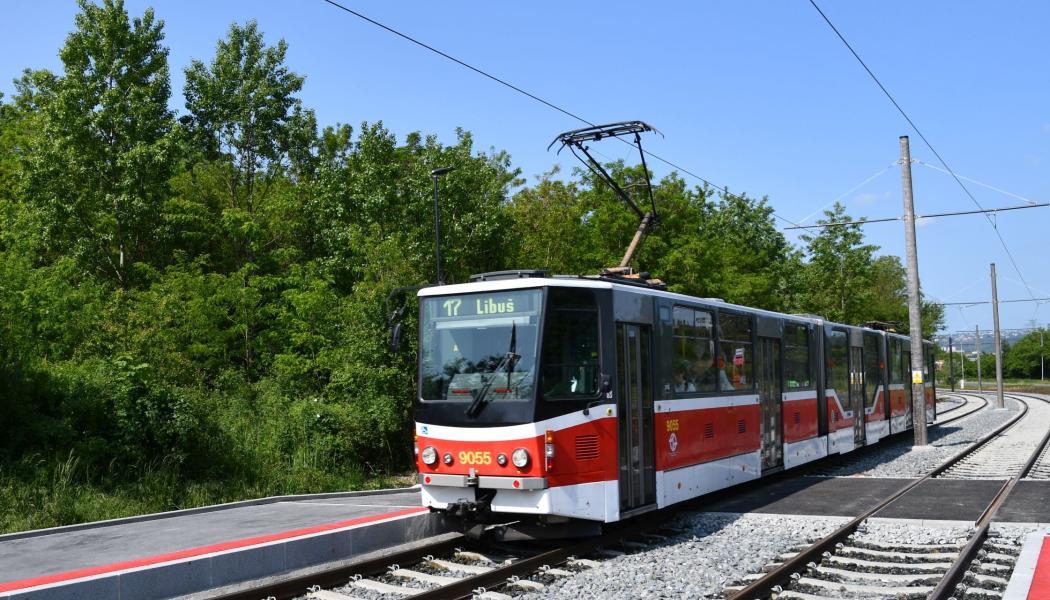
[0,1,954,532]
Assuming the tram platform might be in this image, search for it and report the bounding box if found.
[1003,528,1050,600]
[0,487,447,599]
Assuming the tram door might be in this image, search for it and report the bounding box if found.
[616,323,656,511]
[849,347,866,445]
[757,337,783,470]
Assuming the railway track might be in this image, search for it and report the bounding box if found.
[725,393,1050,600]
[212,512,681,600]
[212,394,1043,600]
[940,394,1050,479]
[933,393,989,424]
[804,392,991,478]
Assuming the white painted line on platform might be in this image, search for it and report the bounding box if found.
[276,502,421,508]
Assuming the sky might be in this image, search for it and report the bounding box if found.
[1,1,1047,335]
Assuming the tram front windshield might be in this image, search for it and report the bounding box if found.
[420,289,541,405]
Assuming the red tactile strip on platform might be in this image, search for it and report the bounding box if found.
[0,506,427,592]
[1030,537,1050,600]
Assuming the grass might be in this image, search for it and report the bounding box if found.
[0,452,414,535]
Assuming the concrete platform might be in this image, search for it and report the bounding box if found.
[1003,529,1050,600]
[0,487,449,599]
[876,478,1007,522]
[998,481,1050,524]
[695,476,917,517]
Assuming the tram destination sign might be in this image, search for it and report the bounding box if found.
[434,289,539,319]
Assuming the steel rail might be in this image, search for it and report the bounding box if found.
[932,393,969,417]
[933,392,978,418]
[927,393,1050,599]
[208,534,465,600]
[933,393,989,426]
[728,392,1029,600]
[403,512,668,600]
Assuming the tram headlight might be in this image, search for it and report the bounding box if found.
[421,446,438,466]
[443,452,454,465]
[511,448,530,468]
[496,453,508,466]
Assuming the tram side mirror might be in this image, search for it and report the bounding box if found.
[389,322,403,352]
[584,374,613,416]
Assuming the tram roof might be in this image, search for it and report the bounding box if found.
[417,275,936,344]
[418,275,932,344]
[418,276,817,325]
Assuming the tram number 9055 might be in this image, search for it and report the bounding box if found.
[458,451,492,465]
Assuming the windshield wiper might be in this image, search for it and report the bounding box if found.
[465,323,519,418]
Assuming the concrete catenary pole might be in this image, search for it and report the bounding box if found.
[976,325,983,391]
[899,136,927,445]
[990,263,1006,409]
[948,336,955,392]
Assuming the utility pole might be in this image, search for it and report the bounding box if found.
[990,263,1005,409]
[948,336,955,391]
[900,136,927,445]
[430,167,455,285]
[976,325,983,391]
[1041,329,1045,382]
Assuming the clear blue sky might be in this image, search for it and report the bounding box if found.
[2,1,1047,335]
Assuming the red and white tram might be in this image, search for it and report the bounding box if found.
[413,270,936,524]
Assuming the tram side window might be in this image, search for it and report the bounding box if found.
[672,306,716,394]
[718,312,754,391]
[826,330,849,397]
[889,339,903,385]
[784,324,813,390]
[863,333,881,409]
[540,289,600,399]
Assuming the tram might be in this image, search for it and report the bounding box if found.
[412,270,936,524]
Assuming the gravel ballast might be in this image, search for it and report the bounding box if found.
[519,512,846,600]
[813,397,1021,478]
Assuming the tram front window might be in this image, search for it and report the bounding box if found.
[420,289,541,405]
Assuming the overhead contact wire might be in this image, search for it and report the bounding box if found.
[807,0,1037,300]
[319,0,803,228]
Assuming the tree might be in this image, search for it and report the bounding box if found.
[1004,329,1047,379]
[507,161,795,311]
[182,21,315,377]
[865,255,944,337]
[22,0,175,288]
[183,20,313,272]
[796,203,878,324]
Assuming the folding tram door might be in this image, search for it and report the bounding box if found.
[849,346,866,446]
[616,323,656,513]
[757,337,783,470]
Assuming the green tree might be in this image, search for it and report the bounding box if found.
[22,0,175,288]
[865,255,944,337]
[506,167,594,274]
[508,161,794,311]
[1004,329,1047,379]
[182,20,315,377]
[183,20,313,272]
[797,203,878,323]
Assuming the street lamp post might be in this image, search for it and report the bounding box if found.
[431,167,455,285]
